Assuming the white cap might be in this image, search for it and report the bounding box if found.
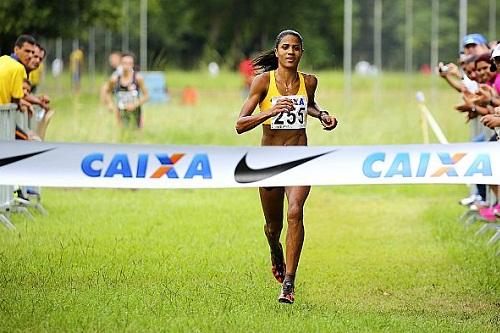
[491,44,500,59]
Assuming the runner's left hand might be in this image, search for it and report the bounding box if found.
[320,113,338,131]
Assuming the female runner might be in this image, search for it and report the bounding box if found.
[235,30,338,303]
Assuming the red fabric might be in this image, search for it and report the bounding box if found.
[239,59,254,78]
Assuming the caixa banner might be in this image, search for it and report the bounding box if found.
[0,141,498,188]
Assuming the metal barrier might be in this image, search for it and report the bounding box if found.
[0,104,50,230]
[29,105,45,136]
[0,104,18,229]
[24,105,48,216]
[13,108,46,219]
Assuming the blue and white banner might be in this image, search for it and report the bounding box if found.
[0,141,498,188]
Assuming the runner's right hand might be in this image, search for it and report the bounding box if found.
[270,98,294,116]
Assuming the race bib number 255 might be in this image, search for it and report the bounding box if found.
[271,95,307,129]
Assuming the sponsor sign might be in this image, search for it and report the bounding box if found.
[0,141,498,188]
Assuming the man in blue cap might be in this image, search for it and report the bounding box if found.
[463,33,489,56]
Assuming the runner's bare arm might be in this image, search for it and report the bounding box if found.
[135,74,150,107]
[104,77,118,112]
[305,74,321,118]
[304,74,337,131]
[235,73,293,134]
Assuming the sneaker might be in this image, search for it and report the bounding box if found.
[479,207,498,222]
[271,243,286,284]
[15,189,29,201]
[278,281,295,304]
[469,201,489,212]
[459,194,482,206]
[26,187,40,197]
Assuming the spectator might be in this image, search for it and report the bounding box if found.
[439,35,497,208]
[26,45,54,141]
[108,51,123,76]
[100,51,123,105]
[70,46,84,93]
[19,79,34,115]
[438,33,490,94]
[239,55,255,97]
[455,49,500,210]
[22,43,51,123]
[456,53,500,119]
[15,79,40,141]
[479,45,500,128]
[462,33,490,56]
[28,44,46,93]
[0,34,35,105]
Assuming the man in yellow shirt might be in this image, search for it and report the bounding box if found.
[0,35,36,104]
[26,43,53,140]
[28,44,46,93]
[70,47,84,93]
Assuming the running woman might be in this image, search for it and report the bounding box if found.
[104,53,149,128]
[235,30,338,304]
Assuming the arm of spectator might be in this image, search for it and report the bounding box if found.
[23,94,50,111]
[492,96,500,107]
[19,98,34,116]
[39,95,50,105]
[480,114,500,128]
[438,62,463,93]
[474,105,492,116]
[455,94,474,112]
[456,93,491,116]
[472,85,495,107]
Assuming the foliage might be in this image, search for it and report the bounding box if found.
[0,0,121,52]
[0,0,499,69]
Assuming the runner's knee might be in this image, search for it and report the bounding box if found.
[287,204,303,224]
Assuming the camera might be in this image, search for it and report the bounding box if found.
[438,65,449,73]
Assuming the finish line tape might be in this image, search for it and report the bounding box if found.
[0,141,498,188]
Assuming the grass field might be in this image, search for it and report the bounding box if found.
[1,70,499,332]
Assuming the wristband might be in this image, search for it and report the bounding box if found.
[319,111,329,119]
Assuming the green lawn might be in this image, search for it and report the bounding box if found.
[0,71,499,332]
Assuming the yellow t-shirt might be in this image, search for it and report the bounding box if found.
[70,49,84,73]
[259,70,308,125]
[0,55,26,104]
[29,63,44,86]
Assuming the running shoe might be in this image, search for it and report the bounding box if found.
[469,201,489,212]
[26,187,40,197]
[278,281,295,304]
[459,194,482,206]
[271,243,286,284]
[479,207,498,222]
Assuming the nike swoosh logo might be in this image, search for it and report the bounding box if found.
[234,150,335,183]
[0,148,54,167]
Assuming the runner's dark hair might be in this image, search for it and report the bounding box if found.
[252,30,303,73]
[122,52,136,61]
